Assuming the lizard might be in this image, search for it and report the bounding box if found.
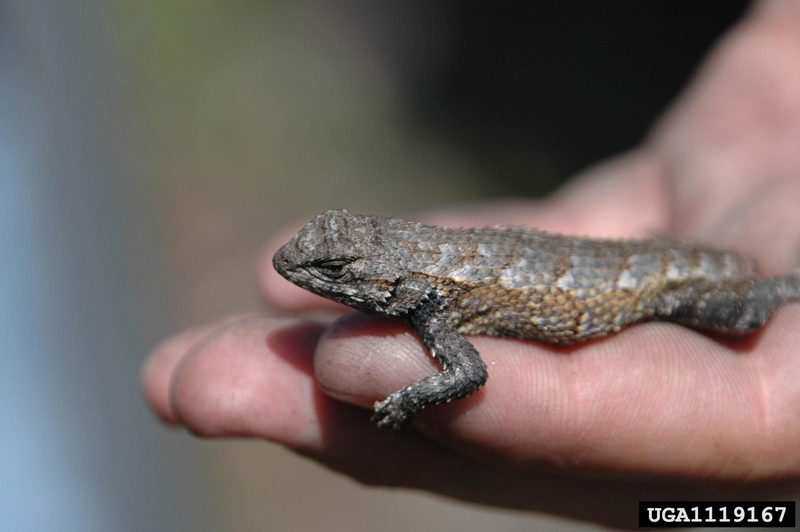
[272,209,800,431]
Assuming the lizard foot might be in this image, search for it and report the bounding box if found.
[371,393,418,432]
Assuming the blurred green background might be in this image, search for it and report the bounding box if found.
[0,1,744,530]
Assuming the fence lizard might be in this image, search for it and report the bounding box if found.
[273,209,800,431]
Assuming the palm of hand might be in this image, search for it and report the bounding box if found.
[142,4,800,527]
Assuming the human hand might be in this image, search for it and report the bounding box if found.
[142,2,800,527]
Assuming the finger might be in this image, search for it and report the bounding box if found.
[549,150,669,237]
[141,316,244,423]
[155,314,437,460]
[143,315,797,527]
[648,0,800,239]
[146,315,491,484]
[314,312,798,480]
[164,314,335,443]
[699,176,800,274]
[140,316,475,480]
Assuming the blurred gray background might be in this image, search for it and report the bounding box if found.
[0,1,745,530]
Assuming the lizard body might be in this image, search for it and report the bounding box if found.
[273,209,800,430]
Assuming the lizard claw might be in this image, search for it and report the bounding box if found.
[371,394,416,432]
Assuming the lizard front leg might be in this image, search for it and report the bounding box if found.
[372,295,489,431]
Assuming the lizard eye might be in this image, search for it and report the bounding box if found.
[309,258,352,281]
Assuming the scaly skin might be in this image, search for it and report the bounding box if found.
[273,209,800,430]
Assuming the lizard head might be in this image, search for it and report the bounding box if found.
[273,209,422,315]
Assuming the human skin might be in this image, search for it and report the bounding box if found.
[142,1,800,527]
